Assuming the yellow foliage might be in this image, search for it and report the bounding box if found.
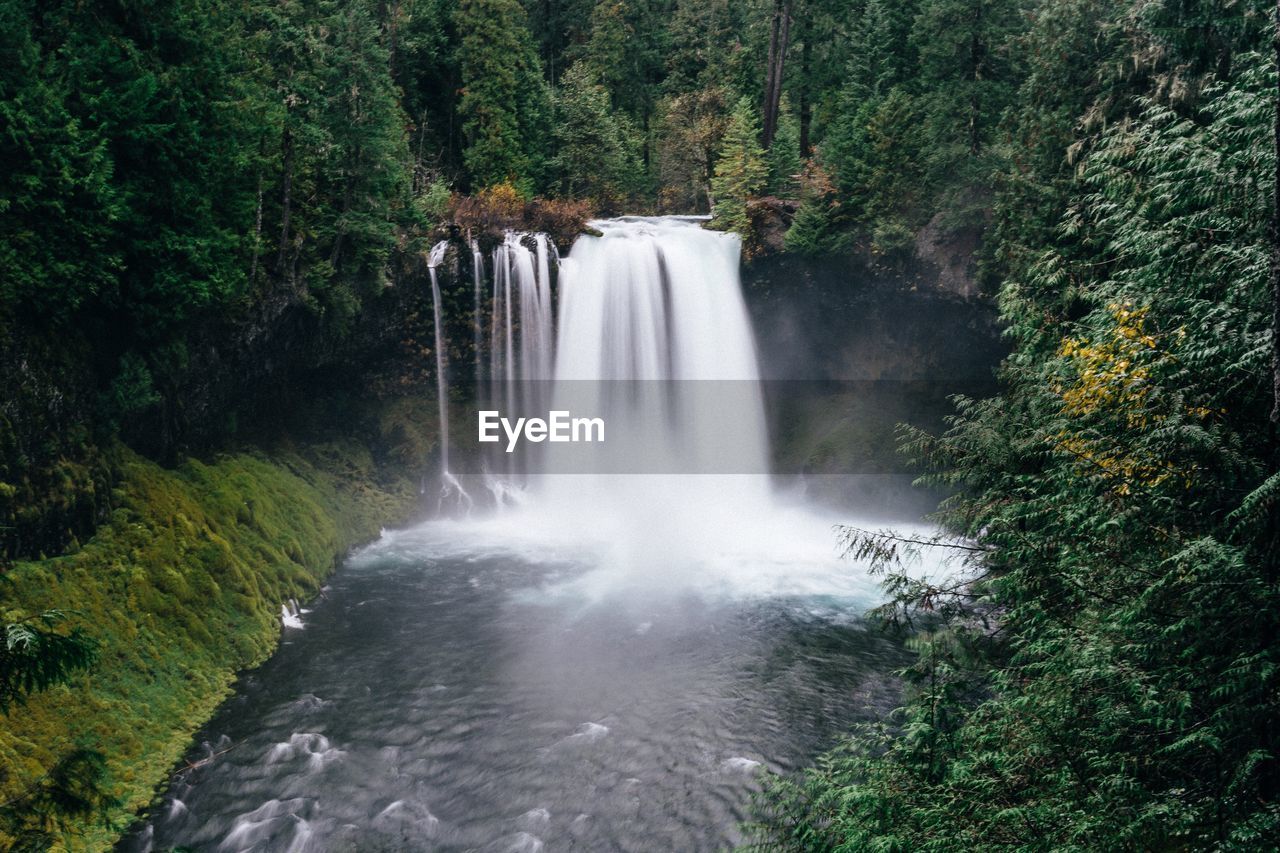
[1057,303,1159,429]
[477,180,527,218]
[1053,303,1207,494]
[1052,433,1178,494]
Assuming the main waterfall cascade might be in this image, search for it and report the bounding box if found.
[552,217,769,481]
[428,216,932,596]
[449,217,765,485]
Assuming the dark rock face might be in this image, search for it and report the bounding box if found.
[122,255,436,463]
[741,249,1006,516]
[746,196,800,256]
[743,251,1004,383]
[914,212,985,299]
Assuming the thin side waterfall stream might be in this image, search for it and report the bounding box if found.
[124,218,939,852]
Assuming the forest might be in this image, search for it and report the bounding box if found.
[3,0,1280,849]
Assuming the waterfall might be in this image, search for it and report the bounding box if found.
[551,216,767,470]
[526,216,774,574]
[427,240,471,509]
[471,239,484,386]
[484,232,557,498]
[531,234,556,382]
[462,219,768,504]
[489,232,554,386]
[427,240,450,472]
[420,217,890,595]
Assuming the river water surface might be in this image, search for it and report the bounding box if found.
[124,515,911,852]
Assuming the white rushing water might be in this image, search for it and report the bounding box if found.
[549,216,768,477]
[525,217,778,591]
[427,240,472,509]
[441,216,942,600]
[484,232,556,495]
[471,238,484,386]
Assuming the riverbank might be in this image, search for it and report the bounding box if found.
[0,433,425,849]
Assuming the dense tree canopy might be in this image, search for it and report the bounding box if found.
[4,0,1280,847]
[747,1,1280,848]
[711,96,769,237]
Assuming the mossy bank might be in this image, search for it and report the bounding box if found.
[0,434,426,849]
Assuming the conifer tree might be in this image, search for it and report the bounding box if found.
[571,0,667,125]
[391,0,465,188]
[664,0,750,94]
[911,0,1022,160]
[0,0,120,324]
[549,62,642,200]
[849,0,919,99]
[316,0,411,301]
[710,97,767,236]
[766,97,803,197]
[751,7,1280,849]
[454,0,550,191]
[784,161,844,254]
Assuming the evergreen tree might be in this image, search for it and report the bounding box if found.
[664,0,751,94]
[549,62,643,201]
[519,0,596,83]
[571,0,668,125]
[454,0,550,191]
[847,0,918,100]
[0,0,120,325]
[709,96,767,236]
[784,160,844,254]
[252,0,412,321]
[45,0,263,341]
[820,85,927,227]
[911,0,1023,169]
[785,0,864,157]
[766,97,803,197]
[752,7,1280,849]
[315,0,412,304]
[391,0,466,188]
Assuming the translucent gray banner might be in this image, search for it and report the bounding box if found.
[438,379,987,475]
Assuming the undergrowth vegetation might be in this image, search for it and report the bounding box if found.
[0,442,418,848]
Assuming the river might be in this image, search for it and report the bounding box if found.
[123,517,910,851]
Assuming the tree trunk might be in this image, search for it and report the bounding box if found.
[387,0,401,79]
[249,167,264,285]
[761,0,793,149]
[1271,0,1280,421]
[277,123,294,282]
[799,35,812,157]
[330,161,356,271]
[968,0,983,155]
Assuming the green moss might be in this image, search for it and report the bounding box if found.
[0,440,419,849]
